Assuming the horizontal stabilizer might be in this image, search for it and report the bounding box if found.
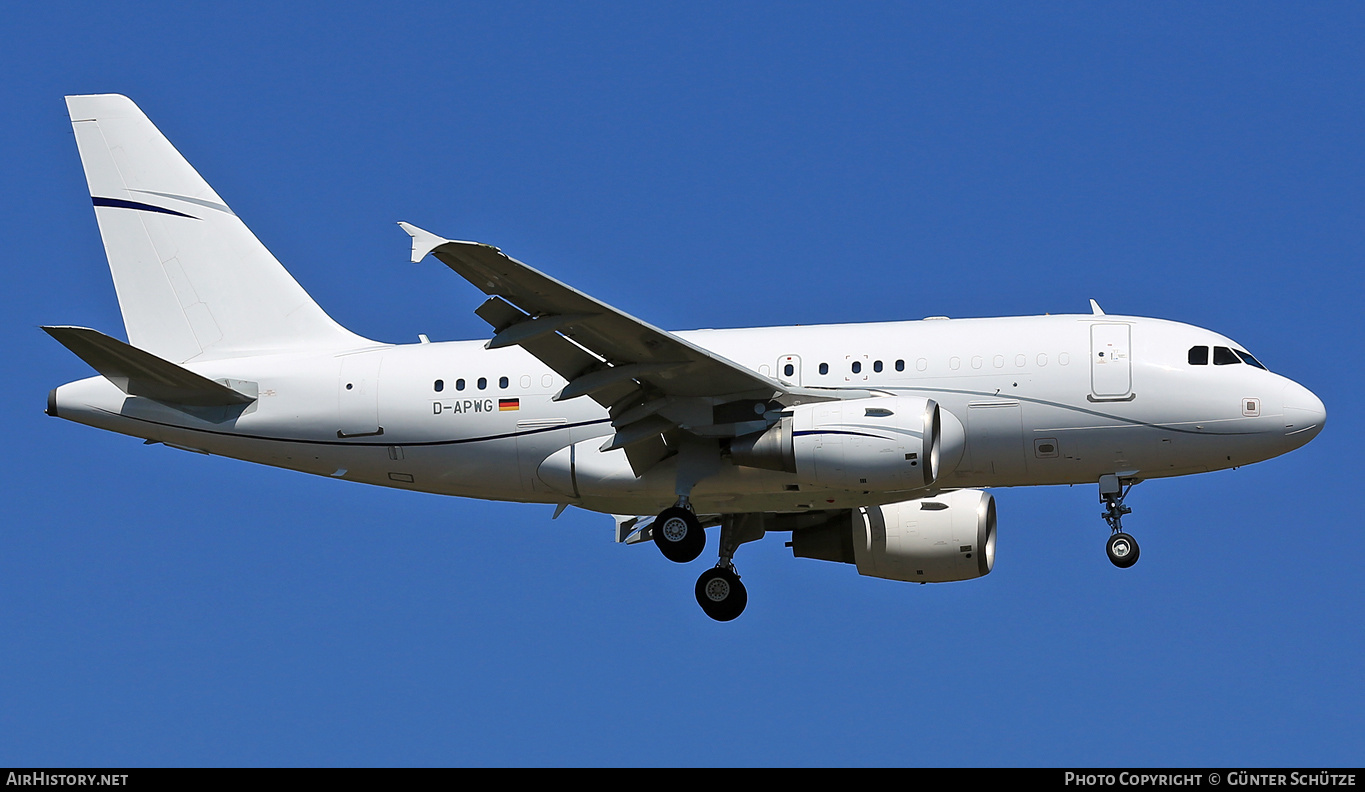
[43,326,256,407]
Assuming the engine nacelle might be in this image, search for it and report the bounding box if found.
[790,489,996,583]
[731,396,964,491]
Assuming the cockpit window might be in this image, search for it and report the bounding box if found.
[1235,349,1267,370]
[1193,344,1268,370]
[1213,346,1241,365]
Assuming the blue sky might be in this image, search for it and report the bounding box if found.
[3,3,1362,766]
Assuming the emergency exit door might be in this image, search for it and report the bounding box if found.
[1090,323,1132,399]
[338,351,384,437]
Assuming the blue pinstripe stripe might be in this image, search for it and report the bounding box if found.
[92,196,198,219]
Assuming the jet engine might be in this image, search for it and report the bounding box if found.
[731,396,964,491]
[789,488,996,583]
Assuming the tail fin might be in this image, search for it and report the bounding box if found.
[65,94,370,362]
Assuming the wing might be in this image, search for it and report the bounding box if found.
[400,222,846,474]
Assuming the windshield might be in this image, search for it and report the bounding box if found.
[1235,349,1267,370]
[1187,344,1269,371]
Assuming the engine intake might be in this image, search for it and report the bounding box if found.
[790,489,996,583]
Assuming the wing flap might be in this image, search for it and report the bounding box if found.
[398,222,802,476]
[471,296,638,408]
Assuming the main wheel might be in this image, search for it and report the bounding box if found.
[1106,532,1140,568]
[695,567,747,621]
[653,506,705,563]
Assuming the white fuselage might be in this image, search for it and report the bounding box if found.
[49,313,1325,517]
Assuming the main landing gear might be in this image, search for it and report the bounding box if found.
[653,503,705,563]
[649,503,760,621]
[650,444,761,621]
[693,513,762,621]
[1099,474,1140,569]
[696,566,747,622]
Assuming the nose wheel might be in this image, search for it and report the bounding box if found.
[1099,475,1141,569]
[1106,532,1140,568]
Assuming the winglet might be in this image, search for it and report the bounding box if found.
[398,221,449,263]
[1089,299,1105,316]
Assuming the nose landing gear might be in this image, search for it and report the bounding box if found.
[1100,474,1141,569]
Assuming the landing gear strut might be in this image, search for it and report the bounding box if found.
[1099,474,1140,569]
[694,513,764,621]
[655,442,716,565]
[654,441,760,621]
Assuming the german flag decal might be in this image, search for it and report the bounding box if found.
[499,398,520,412]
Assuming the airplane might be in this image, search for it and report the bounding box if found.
[45,94,1327,621]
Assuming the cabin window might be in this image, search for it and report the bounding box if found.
[851,361,862,374]
[873,360,883,373]
[456,378,466,391]
[434,379,444,392]
[499,376,509,389]
[896,359,906,371]
[1188,346,1209,366]
[478,377,488,389]
[819,362,829,375]
[1213,346,1241,366]
[784,363,795,377]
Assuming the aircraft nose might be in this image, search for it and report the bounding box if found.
[1281,380,1326,445]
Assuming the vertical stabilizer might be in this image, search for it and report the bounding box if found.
[65,94,370,362]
